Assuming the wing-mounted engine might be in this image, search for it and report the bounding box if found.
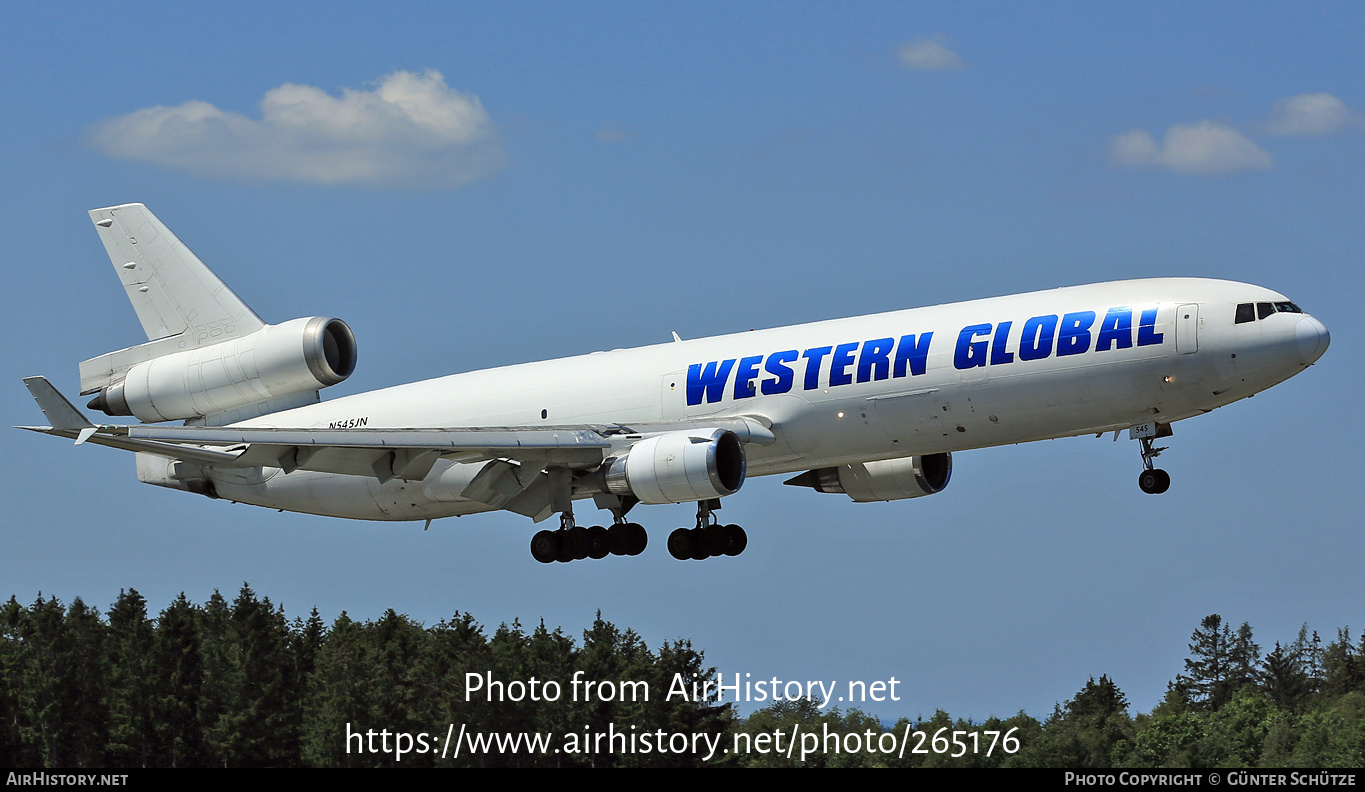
[784,453,952,502]
[599,428,746,504]
[86,316,357,423]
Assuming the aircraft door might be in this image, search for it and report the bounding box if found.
[661,372,686,420]
[1176,304,1199,354]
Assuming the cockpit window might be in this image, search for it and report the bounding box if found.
[1240,301,1305,324]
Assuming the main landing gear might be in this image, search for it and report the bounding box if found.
[529,496,747,563]
[1136,435,1171,495]
[526,475,644,562]
[530,513,647,564]
[526,513,644,562]
[668,499,748,561]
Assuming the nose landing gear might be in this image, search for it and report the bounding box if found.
[1130,423,1173,491]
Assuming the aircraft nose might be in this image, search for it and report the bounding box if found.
[1296,316,1330,365]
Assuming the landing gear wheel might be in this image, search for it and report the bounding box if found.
[626,522,647,556]
[554,532,575,563]
[689,527,710,560]
[563,526,591,560]
[668,528,695,560]
[530,530,560,564]
[722,524,747,556]
[1138,468,1171,494]
[701,524,729,556]
[607,523,632,556]
[586,526,610,559]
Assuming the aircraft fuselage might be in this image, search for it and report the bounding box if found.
[198,277,1328,521]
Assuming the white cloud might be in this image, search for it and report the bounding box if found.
[897,37,964,71]
[88,70,504,189]
[1265,93,1350,136]
[594,125,631,143]
[1109,129,1162,168]
[1109,121,1272,175]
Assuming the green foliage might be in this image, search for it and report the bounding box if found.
[1198,687,1281,768]
[1021,675,1134,767]
[1277,691,1365,767]
[3,592,1364,769]
[105,589,155,767]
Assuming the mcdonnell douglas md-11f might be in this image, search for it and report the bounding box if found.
[20,204,1331,563]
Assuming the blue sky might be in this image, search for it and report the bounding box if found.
[3,2,1362,723]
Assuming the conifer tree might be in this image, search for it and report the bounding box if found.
[1227,621,1262,694]
[153,593,203,767]
[1262,641,1311,712]
[105,589,156,766]
[301,612,367,767]
[1177,614,1234,711]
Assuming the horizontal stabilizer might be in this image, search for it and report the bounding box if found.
[22,376,93,433]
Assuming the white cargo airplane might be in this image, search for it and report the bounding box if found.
[21,204,1330,563]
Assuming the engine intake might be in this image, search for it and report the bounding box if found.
[603,428,746,504]
[87,316,357,422]
[785,453,952,502]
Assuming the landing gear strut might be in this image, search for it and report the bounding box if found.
[1137,435,1171,495]
[668,499,747,560]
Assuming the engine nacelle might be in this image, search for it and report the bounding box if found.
[87,316,357,423]
[788,453,952,502]
[602,428,746,504]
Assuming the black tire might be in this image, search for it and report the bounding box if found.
[564,526,590,560]
[701,523,729,556]
[723,524,748,556]
[1138,468,1170,495]
[555,529,575,563]
[689,527,710,560]
[607,523,633,556]
[586,526,610,559]
[667,528,694,560]
[627,522,648,556]
[531,530,560,564]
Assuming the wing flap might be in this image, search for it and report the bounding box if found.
[127,424,612,479]
[128,425,613,452]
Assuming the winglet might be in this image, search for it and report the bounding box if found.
[22,377,96,437]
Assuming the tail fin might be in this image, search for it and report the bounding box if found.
[79,204,266,394]
[88,204,263,341]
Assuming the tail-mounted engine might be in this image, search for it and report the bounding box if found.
[600,428,746,504]
[86,316,357,423]
[785,453,952,502]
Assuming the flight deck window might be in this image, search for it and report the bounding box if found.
[1257,302,1275,320]
[1274,302,1302,314]
[1235,303,1255,324]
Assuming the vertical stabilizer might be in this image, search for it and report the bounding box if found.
[80,204,267,394]
[88,203,264,341]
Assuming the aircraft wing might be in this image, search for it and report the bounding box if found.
[21,376,774,483]
[125,418,773,482]
[20,376,246,466]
